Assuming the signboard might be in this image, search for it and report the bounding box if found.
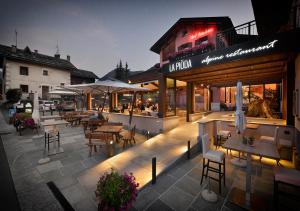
[162,30,300,74]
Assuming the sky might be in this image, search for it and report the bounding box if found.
[0,0,254,77]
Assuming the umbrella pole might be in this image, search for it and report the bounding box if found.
[129,92,137,125]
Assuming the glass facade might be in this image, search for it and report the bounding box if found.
[166,78,176,116]
[219,83,281,115]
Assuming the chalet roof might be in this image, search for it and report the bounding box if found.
[71,69,99,79]
[101,68,143,81]
[128,63,161,83]
[150,17,234,54]
[0,44,76,71]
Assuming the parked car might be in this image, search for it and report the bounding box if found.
[58,101,75,111]
[39,100,56,111]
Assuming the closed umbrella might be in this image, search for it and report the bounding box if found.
[31,92,40,124]
[235,81,246,134]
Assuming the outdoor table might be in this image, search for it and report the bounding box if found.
[73,114,90,125]
[222,137,280,210]
[94,125,123,142]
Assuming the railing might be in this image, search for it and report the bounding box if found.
[216,20,257,50]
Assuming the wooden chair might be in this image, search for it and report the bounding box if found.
[200,133,226,194]
[86,132,113,157]
[121,125,136,149]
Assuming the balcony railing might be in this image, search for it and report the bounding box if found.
[216,20,257,50]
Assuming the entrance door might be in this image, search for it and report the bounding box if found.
[42,86,49,100]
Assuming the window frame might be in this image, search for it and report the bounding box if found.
[20,84,29,93]
[43,70,48,76]
[19,66,29,76]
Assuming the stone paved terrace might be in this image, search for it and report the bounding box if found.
[133,152,299,211]
[1,109,299,211]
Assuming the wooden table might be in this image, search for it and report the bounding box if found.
[223,137,280,210]
[41,119,68,127]
[40,115,61,121]
[95,125,123,142]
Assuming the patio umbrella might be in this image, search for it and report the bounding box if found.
[31,92,40,124]
[235,81,246,134]
[48,90,77,95]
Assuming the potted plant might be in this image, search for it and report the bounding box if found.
[95,169,139,211]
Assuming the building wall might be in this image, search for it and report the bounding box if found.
[4,60,70,99]
[160,24,218,67]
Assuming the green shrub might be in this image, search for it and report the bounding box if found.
[5,89,22,103]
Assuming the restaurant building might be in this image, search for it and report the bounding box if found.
[128,2,300,129]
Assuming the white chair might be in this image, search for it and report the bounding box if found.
[259,126,279,144]
[200,134,226,194]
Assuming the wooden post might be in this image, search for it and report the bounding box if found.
[186,82,194,122]
[129,92,136,125]
[152,157,156,184]
[158,75,166,118]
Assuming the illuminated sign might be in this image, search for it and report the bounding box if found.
[169,59,192,72]
[201,39,278,65]
[190,28,214,40]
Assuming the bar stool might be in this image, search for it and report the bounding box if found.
[44,126,60,151]
[201,133,226,194]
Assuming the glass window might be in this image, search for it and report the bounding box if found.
[43,70,48,76]
[166,78,176,116]
[195,36,208,46]
[242,85,250,105]
[20,66,28,75]
[220,87,225,103]
[178,42,192,51]
[264,83,281,112]
[250,85,263,102]
[20,84,28,93]
[194,84,205,112]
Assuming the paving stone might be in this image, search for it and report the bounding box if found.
[160,186,194,211]
[60,161,87,177]
[14,169,43,192]
[187,167,202,182]
[146,199,174,211]
[74,198,97,211]
[133,186,160,210]
[53,175,78,189]
[175,175,202,196]
[190,193,224,211]
[61,184,87,205]
[17,184,57,211]
[168,167,187,179]
[152,173,177,194]
[40,169,63,182]
[36,160,63,174]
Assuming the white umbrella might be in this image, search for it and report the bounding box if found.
[66,78,149,124]
[31,92,40,124]
[48,90,77,95]
[235,81,246,134]
[66,78,148,93]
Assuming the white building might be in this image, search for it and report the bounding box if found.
[0,45,98,100]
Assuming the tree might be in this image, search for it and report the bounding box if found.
[5,89,22,103]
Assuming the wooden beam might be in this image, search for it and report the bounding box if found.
[184,67,284,82]
[175,61,285,81]
[189,70,284,84]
